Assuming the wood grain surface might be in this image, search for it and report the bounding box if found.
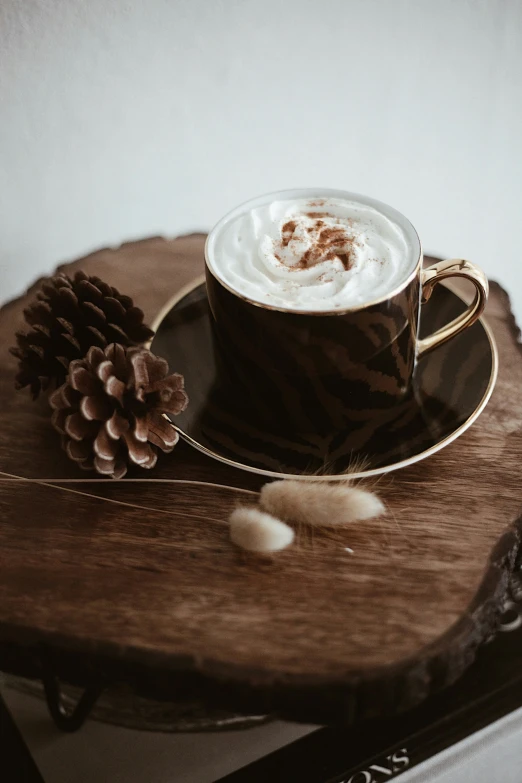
[0,235,520,725]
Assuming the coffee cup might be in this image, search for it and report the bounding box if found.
[205,189,488,437]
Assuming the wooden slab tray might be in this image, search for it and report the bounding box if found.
[0,235,520,726]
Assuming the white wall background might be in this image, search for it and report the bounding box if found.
[1,0,521,314]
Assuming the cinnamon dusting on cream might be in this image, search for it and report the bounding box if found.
[276,214,358,271]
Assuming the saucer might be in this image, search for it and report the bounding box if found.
[151,278,498,480]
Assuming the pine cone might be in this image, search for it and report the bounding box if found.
[49,343,188,479]
[11,271,154,398]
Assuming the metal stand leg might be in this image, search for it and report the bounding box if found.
[42,674,102,732]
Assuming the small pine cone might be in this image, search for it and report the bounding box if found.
[10,271,154,398]
[49,343,188,479]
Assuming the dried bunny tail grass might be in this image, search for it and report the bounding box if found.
[259,480,385,528]
[229,507,294,552]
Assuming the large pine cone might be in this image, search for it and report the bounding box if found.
[50,344,188,479]
[11,271,154,398]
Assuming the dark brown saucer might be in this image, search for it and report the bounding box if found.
[151,279,497,479]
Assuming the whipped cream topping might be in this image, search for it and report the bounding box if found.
[209,196,416,311]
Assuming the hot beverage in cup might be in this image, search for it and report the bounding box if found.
[205,189,488,437]
[209,195,415,312]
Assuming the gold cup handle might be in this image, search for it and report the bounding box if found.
[417,259,489,359]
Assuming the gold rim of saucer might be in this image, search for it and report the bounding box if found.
[151,278,498,482]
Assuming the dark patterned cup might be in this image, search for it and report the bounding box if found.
[205,189,488,438]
